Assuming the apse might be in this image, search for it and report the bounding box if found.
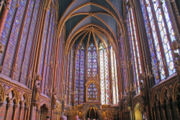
[65,31,119,105]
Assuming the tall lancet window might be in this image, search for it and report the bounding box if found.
[111,47,119,104]
[140,0,177,84]
[99,44,110,104]
[87,43,98,77]
[75,46,85,104]
[127,6,143,94]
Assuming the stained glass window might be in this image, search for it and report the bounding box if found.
[140,0,160,82]
[20,0,40,86]
[72,42,118,105]
[39,8,51,75]
[75,46,85,104]
[87,83,98,101]
[110,47,119,104]
[140,0,176,83]
[45,14,56,93]
[100,47,105,104]
[87,43,97,77]
[127,7,142,93]
[79,46,85,103]
[15,0,35,82]
[68,49,74,105]
[0,0,41,83]
[99,44,110,104]
[1,0,28,76]
[0,0,17,64]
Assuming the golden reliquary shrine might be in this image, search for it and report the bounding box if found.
[0,0,180,120]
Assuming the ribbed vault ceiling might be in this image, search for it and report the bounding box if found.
[57,0,124,53]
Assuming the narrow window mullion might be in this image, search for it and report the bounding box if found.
[111,48,115,104]
[103,50,106,104]
[78,50,81,104]
[129,9,140,92]
[74,49,79,105]
[67,53,71,104]
[131,7,144,75]
[128,13,138,92]
[114,52,118,103]
[130,9,141,76]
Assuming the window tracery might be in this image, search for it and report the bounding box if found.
[140,0,177,84]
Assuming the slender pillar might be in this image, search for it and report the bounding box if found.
[29,0,49,119]
[3,99,10,120]
[71,49,76,106]
[174,101,180,119]
[18,102,23,120]
[35,106,40,120]
[12,101,18,120]
[108,46,113,104]
[162,105,167,120]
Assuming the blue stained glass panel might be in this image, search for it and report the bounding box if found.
[2,0,27,76]
[14,0,35,82]
[0,0,17,63]
[39,9,50,75]
[140,0,160,82]
[20,0,40,85]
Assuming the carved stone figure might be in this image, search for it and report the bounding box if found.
[52,92,57,108]
[34,79,41,102]
[0,85,4,103]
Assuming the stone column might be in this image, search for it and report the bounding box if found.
[0,101,6,119]
[174,101,180,119]
[35,106,40,120]
[18,102,24,120]
[30,105,37,120]
[23,104,30,120]
[167,101,173,120]
[12,101,18,120]
[3,99,10,120]
[156,103,161,120]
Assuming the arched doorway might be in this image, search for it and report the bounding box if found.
[134,103,143,120]
[40,104,49,120]
[86,107,99,120]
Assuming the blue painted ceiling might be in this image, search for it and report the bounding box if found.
[58,0,123,51]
